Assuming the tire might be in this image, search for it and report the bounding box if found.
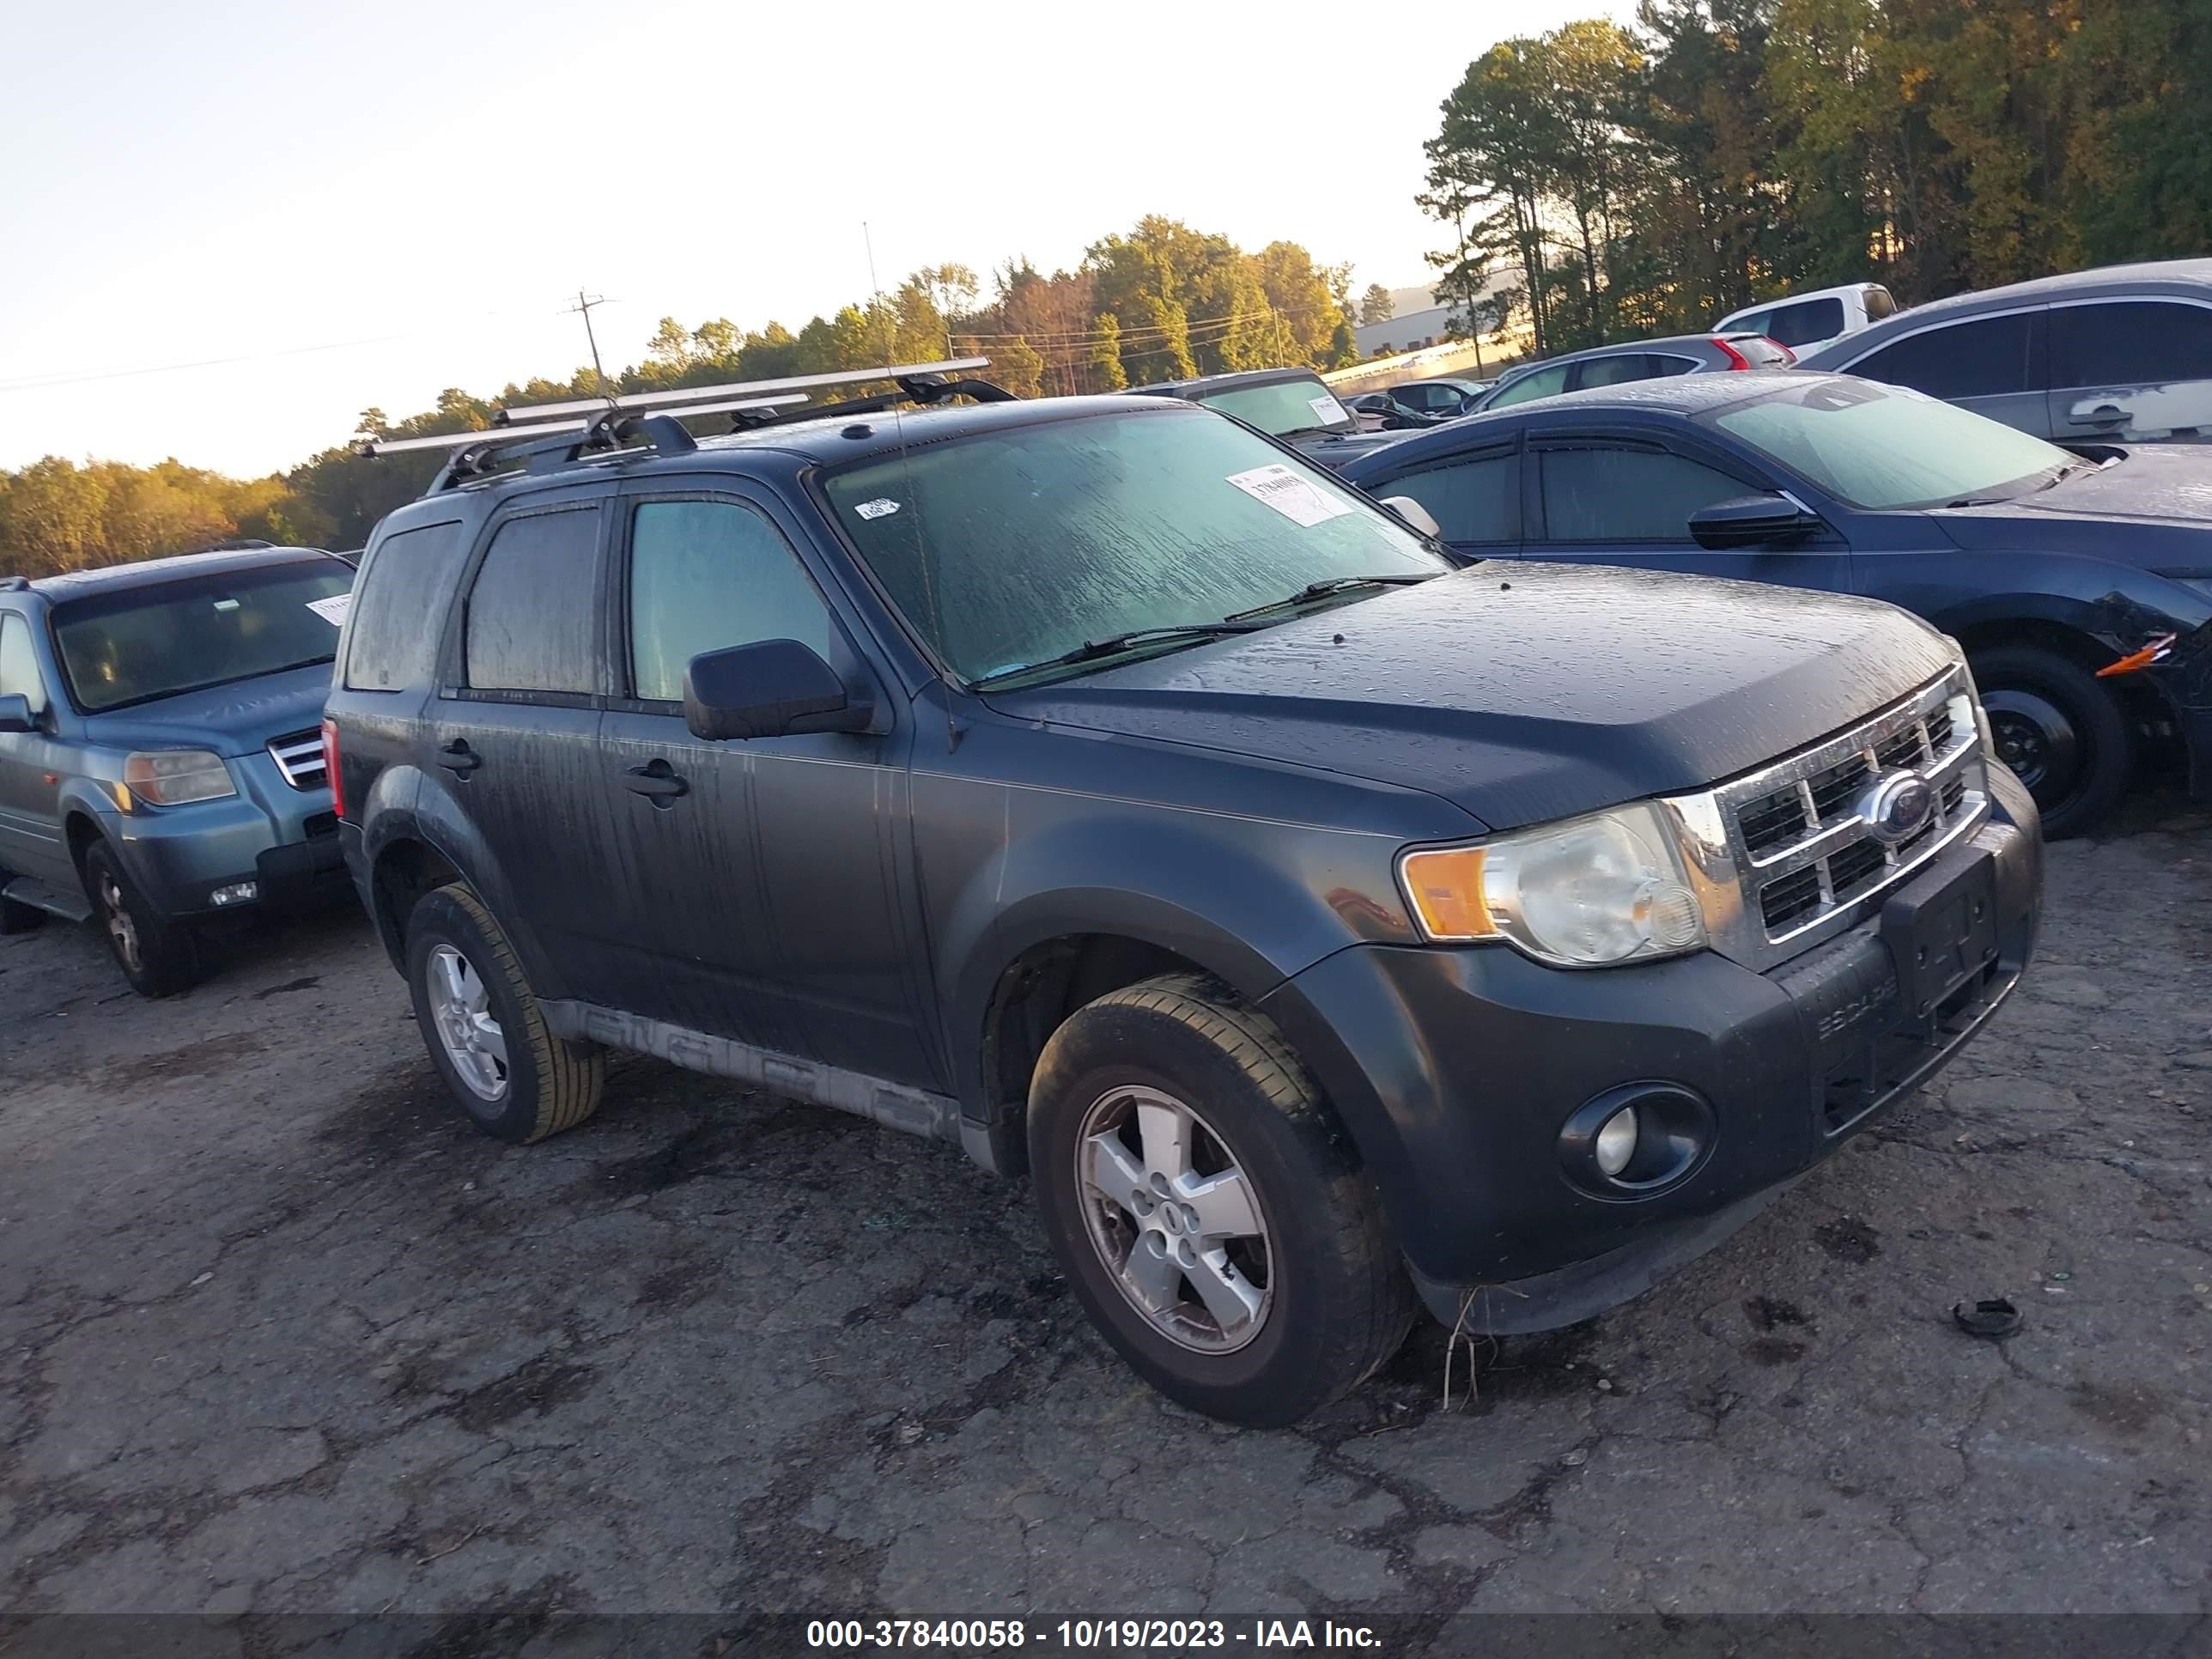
[404,882,602,1143]
[1027,972,1415,1427]
[81,841,201,997]
[1972,643,2132,839]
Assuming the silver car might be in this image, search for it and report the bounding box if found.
[1795,258,2212,444]
[1472,332,1796,413]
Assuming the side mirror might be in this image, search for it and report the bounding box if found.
[0,694,34,734]
[1688,493,1822,550]
[683,640,874,741]
[1377,495,1444,540]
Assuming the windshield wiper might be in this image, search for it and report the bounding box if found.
[1224,573,1438,622]
[971,621,1272,688]
[2035,462,2087,491]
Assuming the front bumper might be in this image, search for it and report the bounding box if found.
[1258,769,2042,1329]
[106,754,344,919]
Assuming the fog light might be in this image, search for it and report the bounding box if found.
[1594,1107,1639,1176]
[210,881,258,907]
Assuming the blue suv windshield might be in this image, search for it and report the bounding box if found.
[53,562,354,713]
[823,408,1445,684]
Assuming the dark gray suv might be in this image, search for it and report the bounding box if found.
[327,379,2041,1425]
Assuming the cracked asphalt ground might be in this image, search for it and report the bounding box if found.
[3,813,2209,1637]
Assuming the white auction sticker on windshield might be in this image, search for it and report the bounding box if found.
[307,592,352,626]
[1226,463,1353,528]
[854,497,901,520]
[1310,394,1346,425]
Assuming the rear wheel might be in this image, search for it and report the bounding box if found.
[1027,973,1414,1426]
[404,882,602,1143]
[1972,643,2132,839]
[81,842,201,997]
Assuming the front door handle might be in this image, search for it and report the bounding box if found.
[438,740,482,775]
[624,759,689,803]
[2069,400,2129,427]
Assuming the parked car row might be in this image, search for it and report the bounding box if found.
[10,315,2203,1426]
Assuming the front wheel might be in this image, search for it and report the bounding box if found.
[1027,973,1414,1426]
[1972,643,2132,840]
[81,842,201,997]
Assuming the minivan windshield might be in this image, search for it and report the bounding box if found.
[1188,375,1355,437]
[54,560,354,713]
[1708,377,2078,510]
[822,407,1447,686]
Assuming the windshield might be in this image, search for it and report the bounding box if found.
[821,408,1446,684]
[55,561,354,713]
[1709,377,2077,509]
[1190,376,1354,436]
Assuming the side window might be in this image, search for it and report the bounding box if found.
[628,501,837,703]
[1728,309,1773,339]
[2050,301,2212,386]
[1486,364,1571,409]
[1850,313,2037,399]
[344,520,467,692]
[463,507,604,695]
[1539,447,1752,542]
[1385,453,1518,545]
[1762,296,1846,347]
[1863,287,1897,322]
[0,613,47,714]
[1571,355,1656,391]
[1651,354,1701,377]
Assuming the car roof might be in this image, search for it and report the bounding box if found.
[1718,283,1884,319]
[21,545,337,602]
[1133,367,1328,397]
[1799,258,2212,364]
[1493,334,1743,378]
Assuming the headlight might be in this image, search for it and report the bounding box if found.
[124,750,236,805]
[1942,635,1997,760]
[1398,801,1708,968]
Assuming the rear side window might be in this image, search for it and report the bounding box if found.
[1539,447,1750,542]
[2049,301,2212,386]
[627,501,837,702]
[1863,286,1898,322]
[1384,453,1518,544]
[1573,354,1658,390]
[464,508,603,695]
[0,613,46,713]
[343,520,466,692]
[1759,296,1845,347]
[1850,313,2038,398]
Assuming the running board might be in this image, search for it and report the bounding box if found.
[3,874,92,924]
[539,1000,962,1144]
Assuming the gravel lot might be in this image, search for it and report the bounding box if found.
[3,808,2209,1639]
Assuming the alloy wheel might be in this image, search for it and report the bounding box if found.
[426,944,509,1102]
[99,873,141,975]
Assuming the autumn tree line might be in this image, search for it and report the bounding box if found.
[0,217,1359,574]
[1427,0,2212,356]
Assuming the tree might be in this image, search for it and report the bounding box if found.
[1087,315,1129,390]
[1358,283,1395,325]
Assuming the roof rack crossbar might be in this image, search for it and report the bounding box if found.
[356,391,810,459]
[721,371,1018,433]
[495,356,991,423]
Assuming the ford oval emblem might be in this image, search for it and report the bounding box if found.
[1863,769,1935,845]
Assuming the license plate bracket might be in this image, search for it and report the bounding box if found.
[1880,848,2000,1019]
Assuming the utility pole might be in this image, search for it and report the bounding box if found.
[565,288,610,395]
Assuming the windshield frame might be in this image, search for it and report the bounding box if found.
[50,557,353,715]
[807,403,1449,691]
[1695,379,2081,512]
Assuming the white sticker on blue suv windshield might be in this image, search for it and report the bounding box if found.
[307,593,352,626]
[1310,394,1346,426]
[854,497,901,520]
[1226,463,1353,528]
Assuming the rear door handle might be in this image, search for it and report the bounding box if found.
[624,759,689,802]
[438,740,482,775]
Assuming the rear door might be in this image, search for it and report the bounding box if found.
[600,484,931,1084]
[432,493,623,1000]
[2046,295,2212,443]
[1839,308,2051,434]
[0,611,70,886]
[1524,434,1853,592]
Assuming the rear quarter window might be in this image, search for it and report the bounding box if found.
[343,520,469,692]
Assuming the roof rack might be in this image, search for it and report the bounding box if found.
[494,357,992,424]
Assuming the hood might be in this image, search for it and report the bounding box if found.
[985,562,1953,833]
[80,661,335,756]
[1937,448,2212,566]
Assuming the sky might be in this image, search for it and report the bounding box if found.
[0,0,1618,480]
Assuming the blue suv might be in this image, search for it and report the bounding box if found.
[0,546,356,994]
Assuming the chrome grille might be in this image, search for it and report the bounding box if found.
[268,729,327,791]
[1662,667,1990,974]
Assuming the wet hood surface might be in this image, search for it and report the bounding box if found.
[80,661,336,757]
[986,562,1952,833]
[1940,447,2212,560]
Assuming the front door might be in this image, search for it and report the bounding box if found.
[0,611,71,887]
[1843,309,2051,435]
[599,489,931,1085]
[2046,297,2212,444]
[1365,441,1522,562]
[1525,438,1854,593]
